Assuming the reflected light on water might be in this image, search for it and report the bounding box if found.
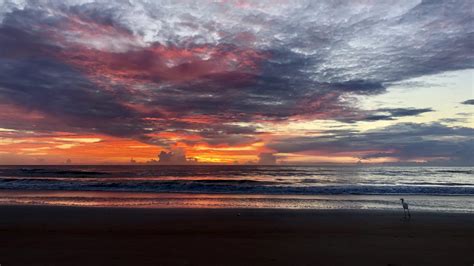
[0,190,473,213]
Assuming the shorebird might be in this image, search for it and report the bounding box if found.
[400,198,411,219]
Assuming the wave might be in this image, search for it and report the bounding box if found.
[0,168,108,177]
[1,178,473,195]
[436,170,473,174]
[400,181,473,186]
[0,165,472,196]
[1,166,472,179]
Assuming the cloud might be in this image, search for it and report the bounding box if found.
[268,123,474,165]
[258,152,277,165]
[461,99,474,105]
[343,107,433,122]
[0,58,151,137]
[0,0,472,149]
[158,148,197,164]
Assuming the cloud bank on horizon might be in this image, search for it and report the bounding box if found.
[0,0,472,164]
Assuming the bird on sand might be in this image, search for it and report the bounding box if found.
[400,198,411,219]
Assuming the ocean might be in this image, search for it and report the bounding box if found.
[0,165,472,212]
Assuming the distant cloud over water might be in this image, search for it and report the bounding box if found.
[461,99,474,105]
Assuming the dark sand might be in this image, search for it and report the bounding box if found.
[0,206,472,266]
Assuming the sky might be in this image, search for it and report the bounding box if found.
[0,0,472,165]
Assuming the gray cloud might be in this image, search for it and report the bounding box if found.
[461,99,474,105]
[344,108,433,122]
[0,58,151,138]
[258,153,277,165]
[268,123,474,165]
[157,148,197,164]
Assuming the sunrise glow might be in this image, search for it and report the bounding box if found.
[0,0,472,165]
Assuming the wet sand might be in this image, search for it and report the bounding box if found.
[0,206,472,266]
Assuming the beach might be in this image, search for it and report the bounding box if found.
[1,0,472,264]
[0,205,472,266]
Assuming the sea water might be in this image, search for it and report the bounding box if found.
[0,165,472,212]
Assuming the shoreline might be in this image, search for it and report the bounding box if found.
[0,205,473,265]
[1,203,473,214]
[2,187,474,196]
[1,189,473,213]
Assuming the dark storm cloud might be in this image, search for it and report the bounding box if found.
[461,99,474,105]
[268,123,474,164]
[0,0,472,147]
